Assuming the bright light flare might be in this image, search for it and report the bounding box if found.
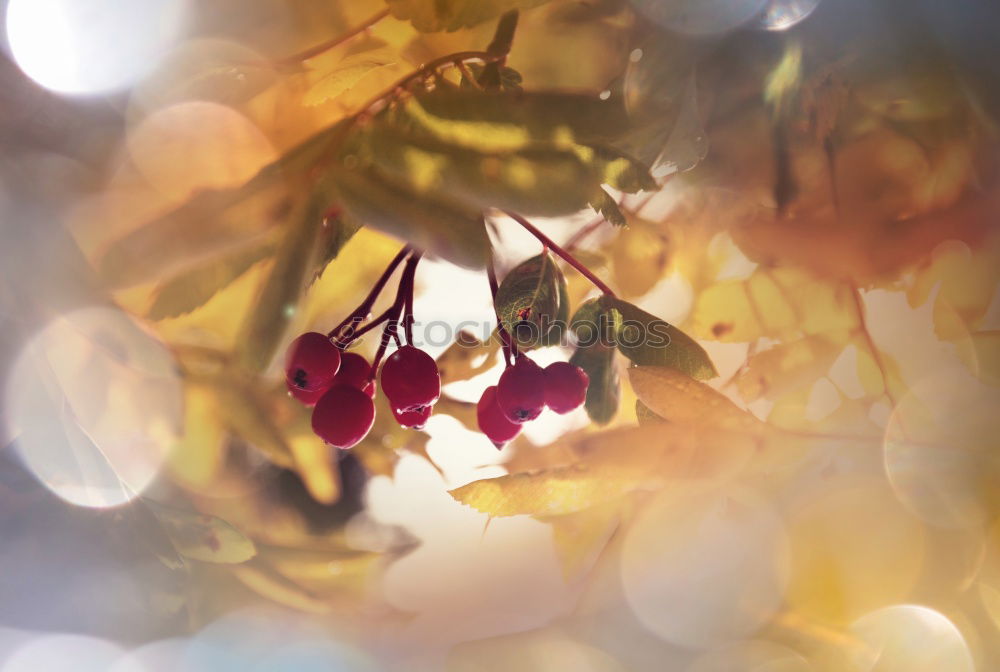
[5,0,187,95]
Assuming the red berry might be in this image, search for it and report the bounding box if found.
[380,345,441,412]
[288,385,325,407]
[285,332,341,394]
[334,352,376,398]
[496,356,546,423]
[393,404,432,430]
[477,386,521,447]
[311,385,375,448]
[543,361,589,414]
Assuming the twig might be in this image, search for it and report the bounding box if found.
[271,9,390,67]
[501,210,617,298]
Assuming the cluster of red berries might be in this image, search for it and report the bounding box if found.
[476,356,589,447]
[285,333,441,449]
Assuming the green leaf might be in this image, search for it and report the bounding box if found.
[570,297,622,347]
[303,49,397,107]
[570,342,619,425]
[385,0,550,32]
[389,89,632,153]
[147,241,274,321]
[589,188,626,226]
[332,165,490,269]
[143,500,256,564]
[235,192,327,373]
[495,253,569,348]
[569,298,621,424]
[359,125,596,216]
[603,296,717,380]
[97,178,290,290]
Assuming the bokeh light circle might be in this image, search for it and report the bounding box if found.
[757,0,822,31]
[2,634,126,672]
[621,488,790,649]
[884,369,1000,529]
[849,605,973,672]
[5,0,187,95]
[631,0,769,35]
[4,306,182,508]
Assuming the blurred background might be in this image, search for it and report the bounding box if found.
[0,0,999,670]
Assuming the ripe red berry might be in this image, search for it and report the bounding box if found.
[334,351,376,398]
[311,385,375,449]
[393,404,432,430]
[477,386,521,447]
[380,345,441,412]
[496,356,546,423]
[285,332,341,394]
[543,361,589,414]
[288,385,326,407]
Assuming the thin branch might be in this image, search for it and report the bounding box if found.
[272,9,390,67]
[501,210,617,298]
[330,245,410,342]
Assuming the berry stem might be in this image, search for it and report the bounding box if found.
[500,210,617,298]
[403,253,421,345]
[368,253,421,380]
[271,9,390,67]
[330,245,411,343]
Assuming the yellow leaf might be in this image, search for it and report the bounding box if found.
[232,558,331,614]
[144,500,256,564]
[288,433,341,505]
[451,423,760,517]
[737,335,846,402]
[303,49,397,107]
[628,366,765,433]
[691,267,855,342]
[169,383,227,489]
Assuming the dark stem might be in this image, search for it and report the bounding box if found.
[501,210,617,298]
[271,9,390,67]
[330,245,410,343]
[368,253,420,380]
[403,253,421,345]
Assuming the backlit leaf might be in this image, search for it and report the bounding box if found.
[303,49,397,107]
[147,241,274,321]
[97,122,349,289]
[495,253,568,348]
[333,165,490,269]
[235,192,327,373]
[628,366,764,433]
